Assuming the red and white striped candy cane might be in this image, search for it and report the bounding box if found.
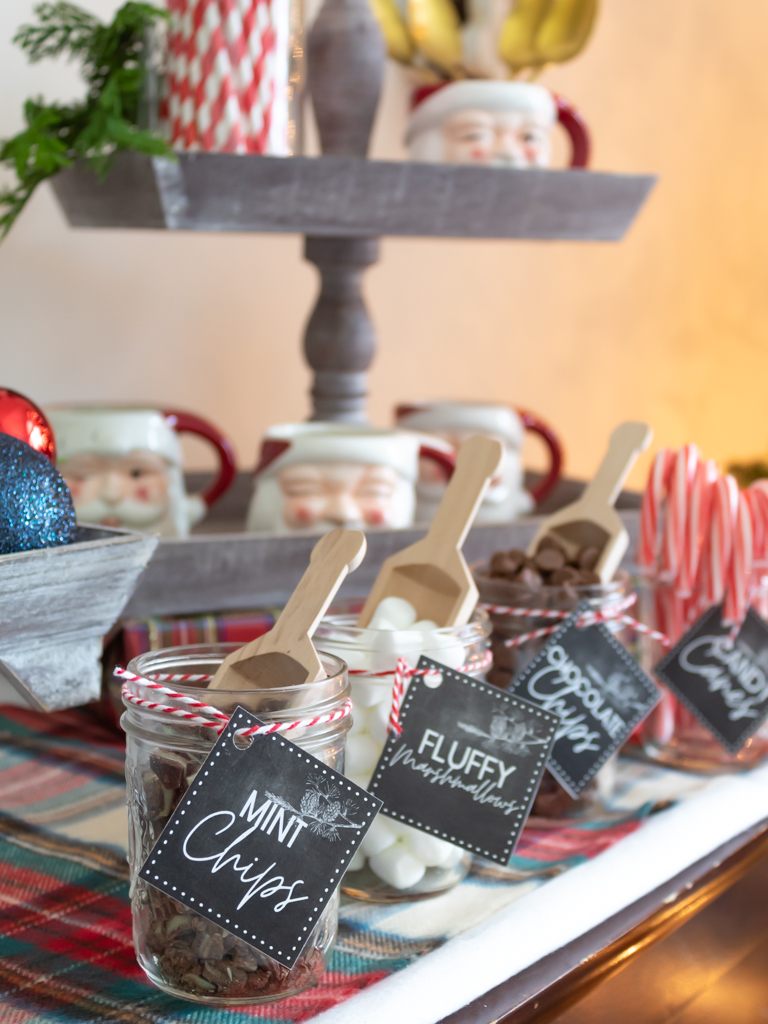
[724,488,754,627]
[661,445,696,582]
[639,448,675,570]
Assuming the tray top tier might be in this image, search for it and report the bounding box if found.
[51,152,655,241]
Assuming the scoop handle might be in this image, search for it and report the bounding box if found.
[268,529,367,652]
[424,435,504,555]
[581,422,652,510]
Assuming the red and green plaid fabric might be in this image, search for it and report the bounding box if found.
[0,703,649,1022]
[119,611,277,664]
[0,816,391,1022]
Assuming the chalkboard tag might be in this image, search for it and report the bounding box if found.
[367,658,558,866]
[510,603,661,798]
[653,605,768,753]
[139,708,382,969]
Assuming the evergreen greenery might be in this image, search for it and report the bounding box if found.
[0,2,173,239]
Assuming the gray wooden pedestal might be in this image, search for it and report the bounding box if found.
[50,152,655,422]
[304,236,379,422]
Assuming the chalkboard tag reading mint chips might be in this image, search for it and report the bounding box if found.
[654,605,768,753]
[367,658,558,865]
[510,603,661,798]
[139,709,381,969]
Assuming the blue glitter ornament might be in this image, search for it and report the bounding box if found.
[0,433,77,555]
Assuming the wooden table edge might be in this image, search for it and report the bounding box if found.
[437,816,768,1024]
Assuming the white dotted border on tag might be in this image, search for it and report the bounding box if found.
[140,710,379,966]
[513,610,662,796]
[654,606,766,755]
[367,662,558,863]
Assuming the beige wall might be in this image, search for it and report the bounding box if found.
[2,0,768,487]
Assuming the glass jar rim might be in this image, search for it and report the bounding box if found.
[315,604,491,643]
[125,643,349,724]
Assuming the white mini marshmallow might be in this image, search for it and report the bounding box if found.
[350,678,389,708]
[367,697,391,745]
[359,815,398,857]
[345,733,381,776]
[409,619,439,631]
[422,633,466,670]
[368,842,427,889]
[348,705,370,737]
[403,830,460,867]
[370,597,417,629]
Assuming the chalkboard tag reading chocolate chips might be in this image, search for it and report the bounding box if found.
[654,605,768,753]
[367,658,558,865]
[510,603,661,798]
[139,709,381,969]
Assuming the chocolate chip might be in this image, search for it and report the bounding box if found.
[150,750,189,791]
[549,566,580,585]
[517,566,543,590]
[577,570,601,585]
[534,547,566,572]
[537,536,567,556]
[489,552,521,579]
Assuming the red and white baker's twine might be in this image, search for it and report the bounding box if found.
[480,596,672,648]
[118,651,492,740]
[117,667,352,738]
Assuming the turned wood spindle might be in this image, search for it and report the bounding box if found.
[303,0,385,422]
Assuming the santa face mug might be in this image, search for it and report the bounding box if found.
[245,424,456,533]
[406,81,590,169]
[48,406,236,537]
[395,401,562,524]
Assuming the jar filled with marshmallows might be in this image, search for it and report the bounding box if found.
[314,598,491,901]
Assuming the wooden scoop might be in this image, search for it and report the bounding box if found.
[209,529,367,690]
[526,421,652,583]
[357,435,504,628]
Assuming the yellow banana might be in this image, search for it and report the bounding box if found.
[498,0,553,74]
[533,0,598,65]
[368,0,416,64]
[407,0,463,76]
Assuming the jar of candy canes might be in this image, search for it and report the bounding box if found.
[122,644,350,1005]
[475,548,633,818]
[314,599,491,901]
[635,577,768,773]
[634,450,768,773]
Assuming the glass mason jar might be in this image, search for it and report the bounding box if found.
[313,606,491,902]
[122,644,349,1006]
[635,578,768,773]
[474,567,633,819]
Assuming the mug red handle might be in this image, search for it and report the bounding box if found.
[516,409,563,506]
[420,444,456,480]
[555,94,591,169]
[162,409,237,508]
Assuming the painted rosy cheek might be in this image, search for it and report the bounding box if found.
[294,505,314,525]
[364,507,386,526]
[135,486,151,502]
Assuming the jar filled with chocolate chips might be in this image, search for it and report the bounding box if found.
[122,644,350,1006]
[474,538,633,819]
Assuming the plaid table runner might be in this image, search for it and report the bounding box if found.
[0,705,695,1023]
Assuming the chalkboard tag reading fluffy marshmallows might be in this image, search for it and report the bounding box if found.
[368,658,558,865]
[654,605,768,753]
[139,709,381,969]
[510,603,661,797]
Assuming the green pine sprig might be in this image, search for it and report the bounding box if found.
[0,1,174,240]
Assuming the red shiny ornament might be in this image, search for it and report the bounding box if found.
[0,388,56,461]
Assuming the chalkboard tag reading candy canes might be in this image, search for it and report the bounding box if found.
[368,658,558,865]
[653,605,768,753]
[510,603,661,798]
[139,709,381,968]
